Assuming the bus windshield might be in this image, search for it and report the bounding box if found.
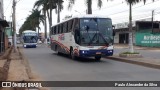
[23,36,38,43]
[80,18,113,46]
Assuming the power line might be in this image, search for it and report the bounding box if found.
[107,0,160,16]
[112,10,158,23]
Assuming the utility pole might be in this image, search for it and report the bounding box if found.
[49,0,52,37]
[13,0,17,52]
[129,3,134,53]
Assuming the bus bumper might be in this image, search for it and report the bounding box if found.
[24,44,37,48]
[79,50,113,57]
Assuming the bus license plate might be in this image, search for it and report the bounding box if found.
[96,52,101,54]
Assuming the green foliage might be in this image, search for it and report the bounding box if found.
[121,52,140,54]
[19,9,45,35]
[67,0,104,14]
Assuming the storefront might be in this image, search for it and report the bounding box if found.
[114,27,136,44]
[135,21,160,47]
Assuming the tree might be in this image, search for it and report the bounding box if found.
[125,0,148,53]
[55,0,64,23]
[19,9,45,36]
[63,15,72,20]
[34,0,48,42]
[34,0,63,36]
[68,0,104,14]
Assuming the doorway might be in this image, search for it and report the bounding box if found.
[119,33,129,44]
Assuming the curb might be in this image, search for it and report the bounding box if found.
[106,56,160,69]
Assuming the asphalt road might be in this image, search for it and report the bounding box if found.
[22,44,160,90]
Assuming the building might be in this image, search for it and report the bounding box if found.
[135,21,160,47]
[114,21,136,44]
[0,0,9,54]
[5,22,12,44]
[114,21,160,47]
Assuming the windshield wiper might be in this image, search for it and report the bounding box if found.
[88,33,97,46]
[86,30,92,43]
[99,33,109,46]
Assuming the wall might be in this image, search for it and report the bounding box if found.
[135,29,160,47]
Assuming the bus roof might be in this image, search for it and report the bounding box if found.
[52,14,110,27]
[22,30,37,33]
[73,14,109,18]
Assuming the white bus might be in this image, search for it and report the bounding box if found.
[21,30,38,48]
[50,15,114,60]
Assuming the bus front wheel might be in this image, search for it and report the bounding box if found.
[95,56,101,61]
[70,48,76,60]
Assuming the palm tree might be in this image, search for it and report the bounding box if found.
[19,9,45,36]
[34,0,63,36]
[31,9,45,37]
[125,0,148,53]
[55,0,64,23]
[68,0,104,14]
[34,0,49,42]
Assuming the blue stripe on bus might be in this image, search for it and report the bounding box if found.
[79,49,113,57]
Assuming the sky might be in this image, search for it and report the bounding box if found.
[3,0,160,33]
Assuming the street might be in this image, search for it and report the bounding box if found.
[23,45,160,90]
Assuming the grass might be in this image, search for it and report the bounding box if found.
[121,52,140,54]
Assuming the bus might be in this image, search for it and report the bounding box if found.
[21,30,38,48]
[50,15,114,60]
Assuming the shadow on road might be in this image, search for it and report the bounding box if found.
[51,52,107,63]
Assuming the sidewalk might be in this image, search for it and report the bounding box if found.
[114,44,160,50]
[0,47,48,90]
[106,44,160,69]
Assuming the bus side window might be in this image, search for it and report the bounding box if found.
[52,27,54,35]
[61,24,63,33]
[74,18,79,31]
[57,25,59,34]
[66,22,68,32]
[68,20,73,31]
[54,27,56,34]
[63,23,66,33]
[56,26,58,34]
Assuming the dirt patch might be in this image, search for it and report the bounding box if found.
[0,67,7,81]
[1,47,49,90]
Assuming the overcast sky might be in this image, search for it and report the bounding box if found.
[3,0,160,33]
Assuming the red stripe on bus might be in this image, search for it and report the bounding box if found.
[74,49,79,56]
[51,40,70,53]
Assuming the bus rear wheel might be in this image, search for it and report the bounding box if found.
[95,56,101,61]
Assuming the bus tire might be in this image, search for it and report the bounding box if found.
[55,45,59,54]
[95,56,101,61]
[70,48,76,60]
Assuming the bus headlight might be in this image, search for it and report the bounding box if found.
[82,51,85,53]
[81,51,88,54]
[24,45,26,47]
[108,50,112,53]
